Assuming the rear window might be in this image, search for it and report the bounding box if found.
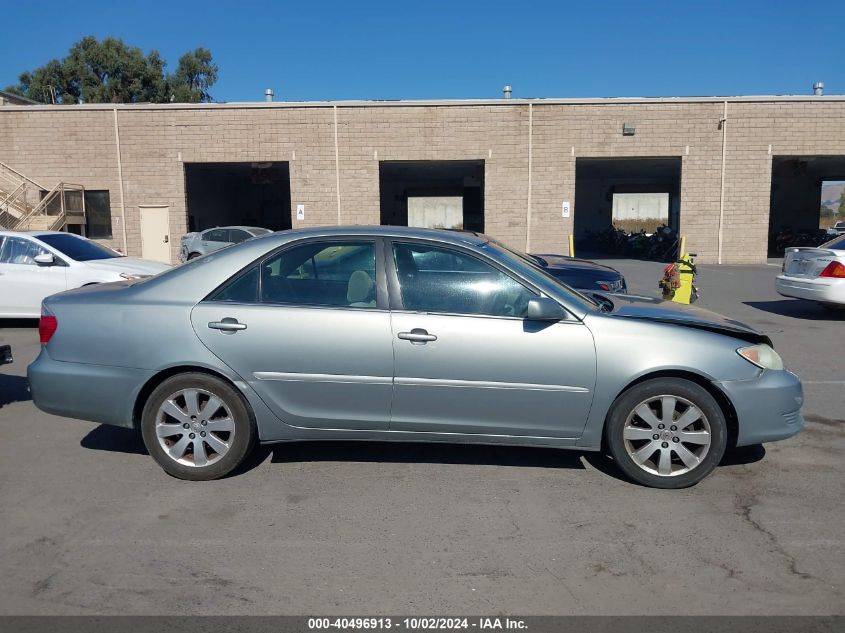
[823,235,845,250]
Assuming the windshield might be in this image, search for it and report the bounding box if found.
[38,234,122,261]
[481,236,602,309]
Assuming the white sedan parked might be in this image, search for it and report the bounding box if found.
[776,234,845,309]
[0,231,171,318]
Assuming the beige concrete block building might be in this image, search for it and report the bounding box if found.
[1,95,844,264]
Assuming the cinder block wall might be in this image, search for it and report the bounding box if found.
[1,98,843,264]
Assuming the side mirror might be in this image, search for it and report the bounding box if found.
[33,253,55,266]
[525,297,567,321]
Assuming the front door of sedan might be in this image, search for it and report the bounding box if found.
[191,238,393,431]
[0,235,68,316]
[387,241,596,439]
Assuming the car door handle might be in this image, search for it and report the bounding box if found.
[208,318,247,333]
[398,329,437,344]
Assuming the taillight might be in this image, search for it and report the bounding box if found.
[39,314,58,344]
[819,261,845,278]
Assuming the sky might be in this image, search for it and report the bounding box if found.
[1,0,843,102]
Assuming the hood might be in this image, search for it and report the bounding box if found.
[533,253,621,275]
[83,257,172,277]
[607,293,771,345]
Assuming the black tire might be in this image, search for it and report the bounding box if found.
[605,378,727,489]
[187,252,201,260]
[141,372,256,480]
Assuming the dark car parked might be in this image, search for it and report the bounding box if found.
[529,253,627,294]
[0,344,12,365]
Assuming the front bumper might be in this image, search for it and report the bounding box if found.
[776,275,845,305]
[716,369,804,446]
[28,348,152,428]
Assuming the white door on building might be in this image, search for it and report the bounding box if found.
[139,205,171,264]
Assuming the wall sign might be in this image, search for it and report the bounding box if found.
[562,201,571,218]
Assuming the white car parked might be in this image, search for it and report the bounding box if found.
[776,234,845,309]
[0,231,171,318]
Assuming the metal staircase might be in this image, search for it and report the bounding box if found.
[0,162,85,232]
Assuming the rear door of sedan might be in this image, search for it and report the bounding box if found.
[191,237,393,430]
[386,239,597,439]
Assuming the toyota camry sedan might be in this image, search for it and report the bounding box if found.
[28,226,803,488]
[776,234,845,309]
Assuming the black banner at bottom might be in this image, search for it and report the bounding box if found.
[0,616,842,633]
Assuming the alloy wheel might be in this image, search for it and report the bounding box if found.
[622,394,712,477]
[154,388,235,467]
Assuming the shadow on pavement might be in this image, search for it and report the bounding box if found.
[744,300,845,321]
[81,424,148,455]
[720,443,766,466]
[78,428,768,483]
[0,374,31,407]
[267,441,590,470]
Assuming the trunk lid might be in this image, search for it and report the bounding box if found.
[782,247,837,279]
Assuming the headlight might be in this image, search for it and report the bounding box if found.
[119,272,150,281]
[737,344,784,370]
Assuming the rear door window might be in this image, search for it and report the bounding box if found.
[209,240,378,309]
[229,229,251,244]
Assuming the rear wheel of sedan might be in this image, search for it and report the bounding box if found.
[605,378,727,489]
[141,373,256,480]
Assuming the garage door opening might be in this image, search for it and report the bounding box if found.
[184,162,292,232]
[768,156,845,255]
[574,157,682,260]
[379,160,484,232]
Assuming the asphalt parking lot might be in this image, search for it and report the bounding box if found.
[0,260,842,615]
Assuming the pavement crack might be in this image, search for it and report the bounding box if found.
[526,563,577,603]
[501,498,521,538]
[734,491,817,583]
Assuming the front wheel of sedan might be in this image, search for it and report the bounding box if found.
[605,378,727,489]
[141,373,256,480]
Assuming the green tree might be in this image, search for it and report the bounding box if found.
[10,59,75,104]
[167,48,218,103]
[62,36,167,103]
[839,190,845,216]
[4,36,217,104]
